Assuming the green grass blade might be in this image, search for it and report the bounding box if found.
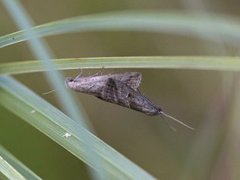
[2,1,103,178]
[1,0,92,130]
[0,56,240,76]
[0,76,156,180]
[1,11,240,48]
[0,145,41,180]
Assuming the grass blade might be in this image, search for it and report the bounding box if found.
[1,11,240,48]
[0,56,240,76]
[0,145,41,180]
[1,1,103,179]
[0,76,156,180]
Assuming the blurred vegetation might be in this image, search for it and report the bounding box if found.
[1,0,240,180]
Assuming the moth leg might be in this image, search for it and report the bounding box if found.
[91,72,101,77]
[73,69,83,81]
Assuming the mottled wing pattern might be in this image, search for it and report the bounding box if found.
[111,72,142,91]
[97,78,130,107]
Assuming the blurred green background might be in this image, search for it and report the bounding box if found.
[1,0,240,179]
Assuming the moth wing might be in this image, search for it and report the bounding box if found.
[97,78,130,107]
[112,72,142,91]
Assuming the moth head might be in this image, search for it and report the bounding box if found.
[65,77,74,82]
[65,77,74,88]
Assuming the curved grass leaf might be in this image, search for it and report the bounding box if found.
[1,11,240,48]
[0,56,240,76]
[0,146,41,180]
[1,1,104,179]
[0,76,156,180]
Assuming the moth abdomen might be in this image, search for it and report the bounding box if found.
[127,92,162,115]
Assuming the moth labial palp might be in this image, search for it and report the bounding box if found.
[65,72,194,130]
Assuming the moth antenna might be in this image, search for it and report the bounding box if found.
[160,112,194,130]
[42,89,56,95]
[159,115,177,132]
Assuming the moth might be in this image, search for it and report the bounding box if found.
[65,72,194,130]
